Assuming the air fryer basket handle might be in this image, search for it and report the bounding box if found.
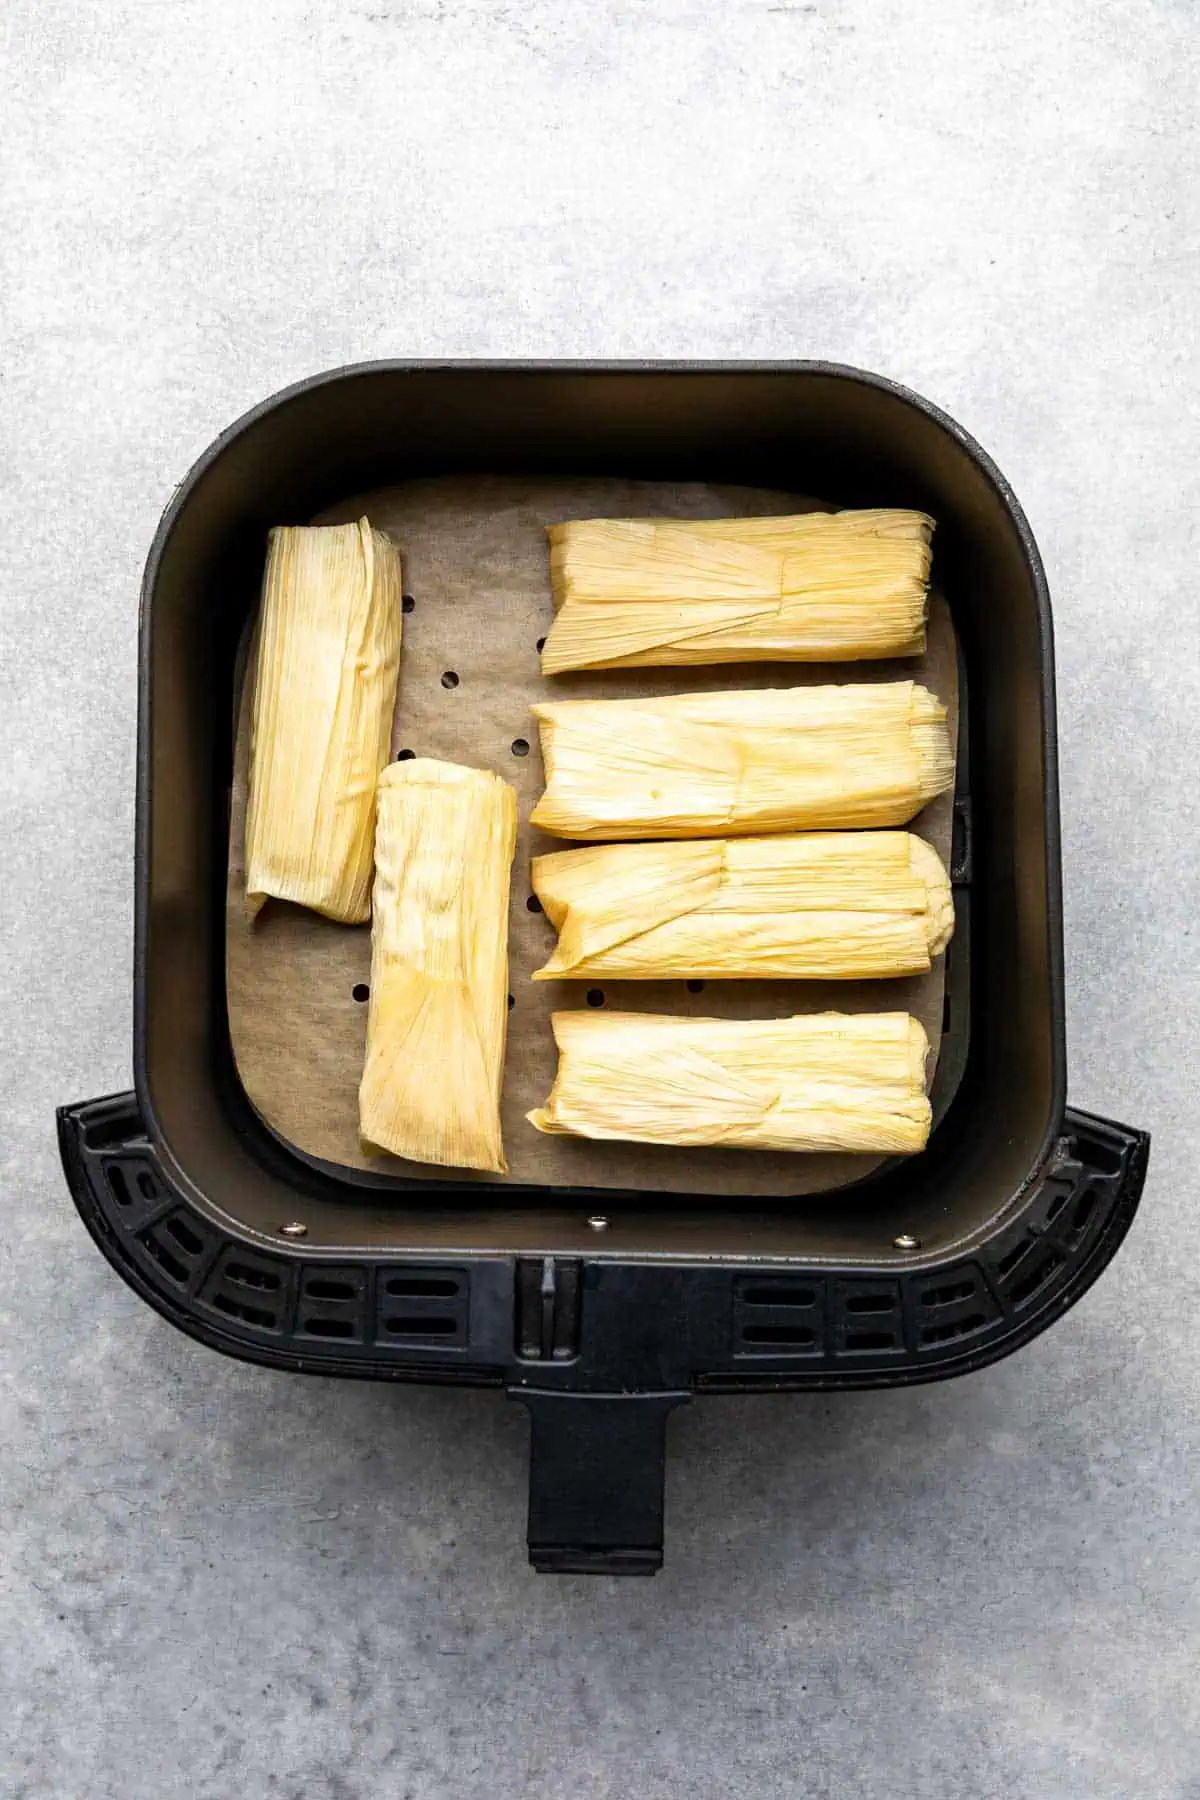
[60,1091,1147,1577]
[512,1390,690,1576]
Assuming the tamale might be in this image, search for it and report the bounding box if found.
[530,1011,932,1154]
[531,831,953,982]
[245,518,403,923]
[359,760,517,1173]
[540,509,933,673]
[530,681,953,841]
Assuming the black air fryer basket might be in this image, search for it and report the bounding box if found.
[60,363,1149,1574]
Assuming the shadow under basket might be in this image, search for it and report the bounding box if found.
[59,361,1149,1576]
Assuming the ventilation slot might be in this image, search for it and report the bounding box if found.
[302,1317,355,1338]
[1070,1187,1098,1238]
[1007,1249,1066,1308]
[834,1281,905,1356]
[106,1164,132,1209]
[733,1276,825,1358]
[742,1285,816,1309]
[142,1234,188,1286]
[382,1315,458,1338]
[921,1278,976,1308]
[384,1275,460,1299]
[225,1262,281,1292]
[741,1324,815,1347]
[138,1210,213,1291]
[296,1268,367,1344]
[1044,1188,1070,1225]
[996,1237,1033,1280]
[212,1293,278,1330]
[166,1216,204,1256]
[103,1159,166,1227]
[372,1267,469,1349]
[198,1251,292,1336]
[912,1263,999,1352]
[844,1330,895,1352]
[920,1313,988,1346]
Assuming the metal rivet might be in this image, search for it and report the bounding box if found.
[893,1233,921,1251]
[587,1215,609,1232]
[279,1221,308,1239]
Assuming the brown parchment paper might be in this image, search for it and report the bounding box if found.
[226,477,958,1197]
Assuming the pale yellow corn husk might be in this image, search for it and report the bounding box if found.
[540,510,933,673]
[245,519,403,923]
[529,1011,932,1154]
[530,681,953,841]
[531,832,953,981]
[359,760,517,1173]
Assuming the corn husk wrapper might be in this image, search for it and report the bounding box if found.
[530,1011,932,1154]
[530,681,952,841]
[245,519,403,923]
[532,831,953,982]
[540,509,933,673]
[359,760,517,1173]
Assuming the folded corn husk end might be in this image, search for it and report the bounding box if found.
[911,683,956,806]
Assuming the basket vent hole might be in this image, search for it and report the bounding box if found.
[226,1261,281,1292]
[303,1317,355,1338]
[997,1238,1032,1279]
[384,1275,459,1298]
[743,1285,816,1308]
[511,738,530,757]
[1072,1186,1098,1235]
[536,636,546,652]
[526,894,543,914]
[508,993,515,1010]
[166,1216,204,1256]
[383,1314,458,1337]
[845,1330,896,1351]
[401,594,415,614]
[1009,1249,1066,1307]
[107,1165,132,1209]
[686,980,706,994]
[845,1293,895,1315]
[742,1324,815,1347]
[143,1236,188,1286]
[352,983,370,1002]
[136,1170,158,1201]
[586,988,605,1008]
[305,1279,355,1301]
[212,1293,277,1329]
[921,1278,975,1307]
[440,670,459,690]
[395,748,416,762]
[921,1313,988,1345]
[1044,1189,1070,1224]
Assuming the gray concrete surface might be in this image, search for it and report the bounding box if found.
[1,2,1197,1795]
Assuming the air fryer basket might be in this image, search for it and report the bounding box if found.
[60,362,1148,1574]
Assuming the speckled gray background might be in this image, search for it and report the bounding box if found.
[2,3,1196,1796]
